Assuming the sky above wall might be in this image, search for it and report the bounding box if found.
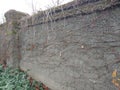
[0,0,73,23]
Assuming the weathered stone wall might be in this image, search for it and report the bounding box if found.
[0,23,8,64]
[19,1,120,90]
[0,10,27,67]
[0,0,120,90]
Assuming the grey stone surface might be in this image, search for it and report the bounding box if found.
[0,0,120,90]
[0,19,21,67]
[5,10,29,22]
[20,4,120,90]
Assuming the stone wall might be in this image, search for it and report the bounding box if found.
[0,10,27,67]
[0,23,8,64]
[0,0,120,90]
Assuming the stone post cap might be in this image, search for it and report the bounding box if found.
[4,9,29,22]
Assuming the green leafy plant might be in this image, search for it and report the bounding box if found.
[0,64,48,90]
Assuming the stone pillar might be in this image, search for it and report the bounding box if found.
[4,10,28,68]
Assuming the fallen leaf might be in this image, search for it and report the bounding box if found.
[112,69,117,78]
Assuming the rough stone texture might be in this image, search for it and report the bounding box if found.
[20,0,120,27]
[6,21,21,68]
[0,0,120,90]
[5,10,29,22]
[0,23,8,64]
[0,16,22,67]
[20,2,120,90]
[0,10,29,67]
